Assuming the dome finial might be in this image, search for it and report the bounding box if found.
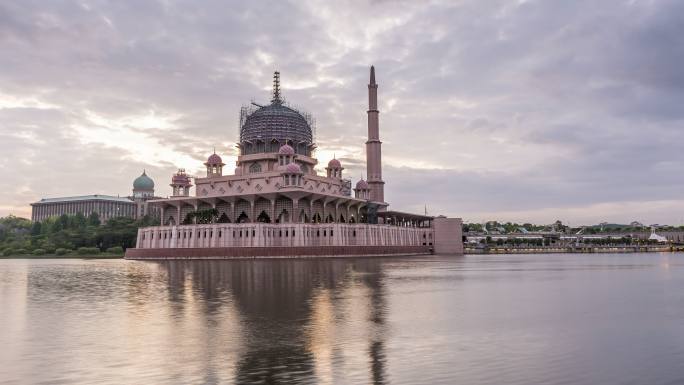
[272,71,282,104]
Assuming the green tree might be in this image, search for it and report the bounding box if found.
[30,221,42,236]
[87,212,101,226]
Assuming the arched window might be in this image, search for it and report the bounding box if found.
[249,163,262,173]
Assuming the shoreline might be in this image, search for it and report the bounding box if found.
[0,254,123,259]
[466,245,680,254]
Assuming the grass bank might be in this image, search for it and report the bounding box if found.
[0,252,123,259]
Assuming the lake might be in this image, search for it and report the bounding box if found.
[1,253,683,384]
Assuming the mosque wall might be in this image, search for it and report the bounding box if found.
[131,222,437,256]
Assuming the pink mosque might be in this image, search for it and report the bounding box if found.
[125,67,463,259]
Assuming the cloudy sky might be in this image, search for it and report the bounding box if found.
[1,0,683,226]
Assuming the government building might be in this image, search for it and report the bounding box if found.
[30,171,161,222]
[126,67,463,259]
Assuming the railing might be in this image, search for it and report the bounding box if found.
[136,222,432,249]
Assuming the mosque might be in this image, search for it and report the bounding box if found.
[125,67,462,259]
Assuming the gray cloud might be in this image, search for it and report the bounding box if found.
[1,0,683,225]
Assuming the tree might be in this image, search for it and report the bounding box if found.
[31,221,42,236]
[87,212,101,226]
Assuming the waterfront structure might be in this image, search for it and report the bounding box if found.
[30,171,161,222]
[126,67,463,259]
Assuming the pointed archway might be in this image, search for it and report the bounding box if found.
[257,211,271,223]
[217,213,230,223]
[166,216,175,226]
[277,209,290,223]
[326,214,334,223]
[237,212,249,223]
[339,214,346,223]
[299,210,309,223]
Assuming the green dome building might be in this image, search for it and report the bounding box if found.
[132,170,155,198]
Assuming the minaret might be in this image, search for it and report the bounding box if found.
[366,65,385,203]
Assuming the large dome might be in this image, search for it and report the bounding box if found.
[239,72,314,156]
[240,104,313,154]
[133,171,154,191]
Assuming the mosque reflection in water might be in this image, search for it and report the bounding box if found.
[157,259,389,384]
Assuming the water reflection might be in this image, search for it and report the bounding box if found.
[3,254,684,385]
[156,259,389,384]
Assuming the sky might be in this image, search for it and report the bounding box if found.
[1,0,683,226]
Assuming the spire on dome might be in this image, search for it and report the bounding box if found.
[370,65,376,85]
[272,71,282,104]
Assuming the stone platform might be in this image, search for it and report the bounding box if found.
[125,245,431,259]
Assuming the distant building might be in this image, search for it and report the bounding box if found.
[30,171,161,223]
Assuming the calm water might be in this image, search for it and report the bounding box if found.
[1,253,684,385]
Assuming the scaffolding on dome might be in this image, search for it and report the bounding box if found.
[238,103,316,157]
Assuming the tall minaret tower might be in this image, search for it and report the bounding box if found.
[366,65,385,203]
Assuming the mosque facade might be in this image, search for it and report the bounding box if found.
[126,67,462,259]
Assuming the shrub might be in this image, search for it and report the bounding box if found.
[32,249,46,256]
[105,246,124,254]
[43,246,56,254]
[76,247,100,255]
[2,248,14,257]
[14,248,27,255]
[55,248,70,256]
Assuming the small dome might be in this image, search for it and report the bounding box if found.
[356,179,369,189]
[285,163,302,174]
[133,171,155,190]
[278,144,295,155]
[328,158,341,168]
[206,153,223,165]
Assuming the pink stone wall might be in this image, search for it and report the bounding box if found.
[433,216,464,254]
[125,245,431,259]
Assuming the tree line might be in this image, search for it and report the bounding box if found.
[0,213,156,257]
